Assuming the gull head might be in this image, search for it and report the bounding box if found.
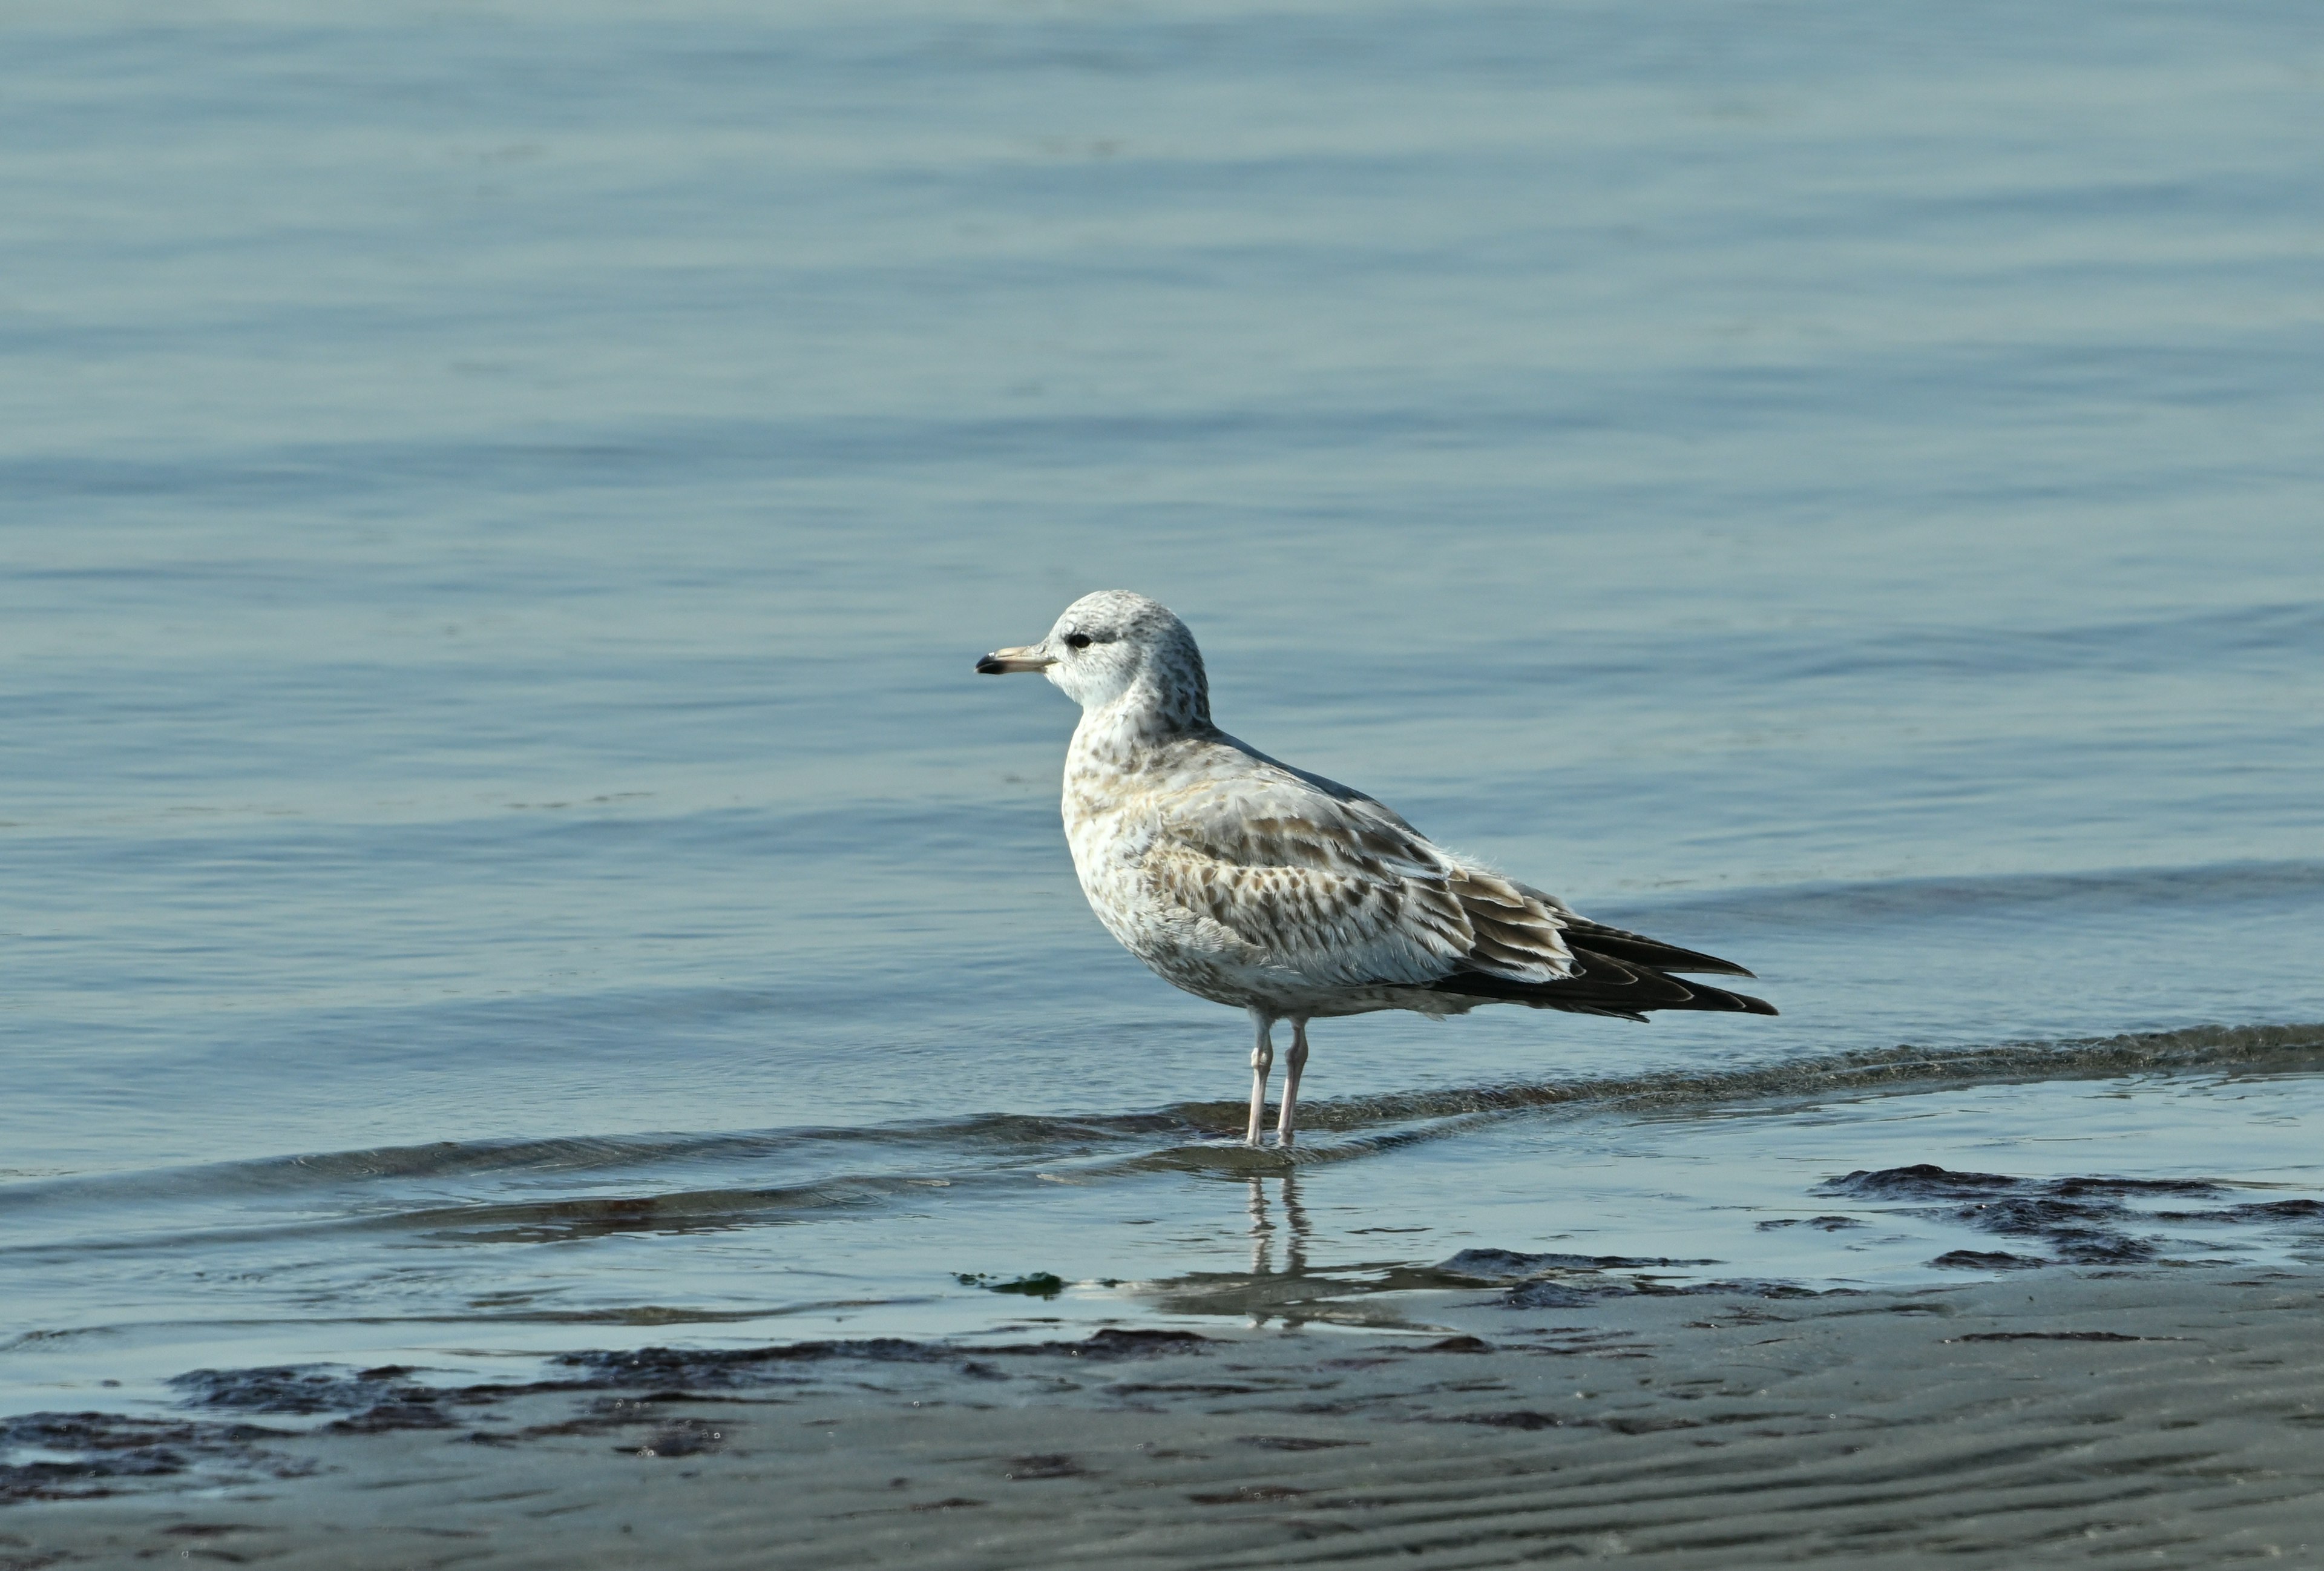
[976,590,1210,728]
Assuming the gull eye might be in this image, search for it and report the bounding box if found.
[1064,632,1093,650]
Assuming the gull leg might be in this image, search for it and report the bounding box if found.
[1244,1010,1275,1147]
[1276,1019,1310,1146]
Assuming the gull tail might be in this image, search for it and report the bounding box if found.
[1426,942,1778,1023]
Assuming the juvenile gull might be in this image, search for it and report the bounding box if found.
[976,590,1776,1147]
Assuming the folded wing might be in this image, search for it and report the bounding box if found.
[1138,739,1774,1019]
[1138,747,1575,990]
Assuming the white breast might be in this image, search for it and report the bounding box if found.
[1060,714,1270,1006]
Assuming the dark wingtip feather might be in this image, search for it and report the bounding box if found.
[1558,919,1758,978]
[1704,985,1779,1016]
[1425,947,1777,1019]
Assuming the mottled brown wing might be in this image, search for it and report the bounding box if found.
[1138,758,1577,989]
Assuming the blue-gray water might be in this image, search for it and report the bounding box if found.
[5,2,2323,1416]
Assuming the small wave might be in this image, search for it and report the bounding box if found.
[1253,1021,2324,1132]
[1759,602,2324,683]
[1607,860,2324,929]
[375,1174,979,1243]
[0,1111,1201,1218]
[3,1024,2316,1249]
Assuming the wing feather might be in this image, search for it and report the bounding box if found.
[1115,735,1770,1016]
[1135,745,1576,989]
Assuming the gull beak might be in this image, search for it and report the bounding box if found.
[976,644,1055,675]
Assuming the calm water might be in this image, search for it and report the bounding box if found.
[5,1,2323,1415]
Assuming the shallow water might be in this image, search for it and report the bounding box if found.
[4,1,2323,1417]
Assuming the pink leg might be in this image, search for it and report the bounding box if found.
[1244,1011,1275,1147]
[1275,1019,1310,1145]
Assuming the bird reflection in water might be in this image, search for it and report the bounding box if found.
[1244,1172,1312,1323]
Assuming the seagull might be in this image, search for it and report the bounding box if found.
[976,590,1775,1148]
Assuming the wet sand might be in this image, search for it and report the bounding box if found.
[9,1265,2323,1569]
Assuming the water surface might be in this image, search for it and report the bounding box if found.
[4,0,2322,1415]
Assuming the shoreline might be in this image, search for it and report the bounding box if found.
[8,1265,2322,1568]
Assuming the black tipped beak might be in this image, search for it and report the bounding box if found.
[976,645,1053,674]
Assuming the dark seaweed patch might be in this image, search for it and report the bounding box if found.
[1827,1165,2021,1199]
[1237,1434,1365,1451]
[167,1363,471,1435]
[1437,1248,1716,1282]
[1757,1216,1863,1231]
[957,1272,1066,1297]
[1436,1409,1699,1436]
[326,1400,458,1434]
[1963,1197,2116,1233]
[169,1364,436,1416]
[0,1412,298,1504]
[2048,1177,2225,1198]
[470,1394,738,1448]
[2049,1233,2157,1265]
[559,1337,955,1388]
[1505,1280,1598,1309]
[1697,1280,1835,1299]
[1506,1275,1839,1309]
[1449,1409,1564,1430]
[1948,1331,2162,1343]
[553,1326,1207,1391]
[1431,1247,1732,1308]
[1022,1328,1210,1359]
[1820,1165,2319,1270]
[1932,1250,2049,1270]
[1001,1452,1088,1480]
[2156,1199,2324,1224]
[1600,1414,1704,1434]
